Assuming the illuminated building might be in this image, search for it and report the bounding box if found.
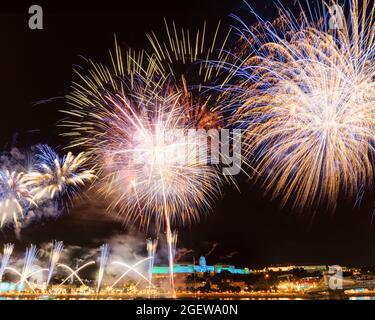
[0,282,24,292]
[266,265,327,273]
[152,256,250,275]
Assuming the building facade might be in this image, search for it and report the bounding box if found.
[152,256,250,275]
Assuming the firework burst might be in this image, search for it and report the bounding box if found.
[100,91,221,228]
[26,145,95,201]
[0,170,35,229]
[230,0,375,211]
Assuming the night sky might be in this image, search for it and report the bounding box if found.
[1,0,375,268]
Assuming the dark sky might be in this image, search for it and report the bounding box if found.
[1,0,375,268]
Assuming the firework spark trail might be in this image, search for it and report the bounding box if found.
[97,244,110,293]
[110,258,154,289]
[26,145,95,202]
[16,267,49,287]
[0,170,35,230]
[171,230,178,261]
[229,0,375,211]
[57,261,96,287]
[0,243,14,282]
[146,238,158,288]
[146,20,233,130]
[4,267,37,292]
[0,145,94,232]
[20,245,38,291]
[47,241,64,286]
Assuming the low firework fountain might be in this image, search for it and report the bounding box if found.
[146,238,158,289]
[57,260,96,287]
[47,241,64,287]
[20,245,38,291]
[110,257,154,290]
[0,243,14,282]
[97,244,110,293]
[0,243,170,295]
